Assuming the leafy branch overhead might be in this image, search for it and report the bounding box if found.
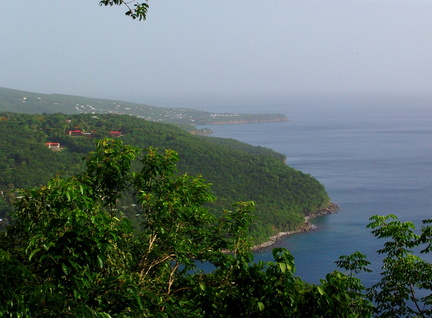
[99,0,149,20]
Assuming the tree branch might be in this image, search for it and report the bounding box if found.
[99,0,149,20]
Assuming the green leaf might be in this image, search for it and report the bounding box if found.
[258,302,265,311]
[73,289,81,299]
[62,263,69,275]
[278,262,286,273]
[97,256,104,268]
[68,259,80,270]
[28,248,41,261]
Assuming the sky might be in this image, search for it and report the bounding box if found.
[1,0,432,112]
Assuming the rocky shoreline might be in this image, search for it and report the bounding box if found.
[251,202,339,252]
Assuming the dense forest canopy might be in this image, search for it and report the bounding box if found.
[0,112,330,242]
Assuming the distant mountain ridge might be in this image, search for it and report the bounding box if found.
[0,87,288,125]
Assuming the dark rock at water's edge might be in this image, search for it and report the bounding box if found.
[252,202,339,252]
[307,202,339,218]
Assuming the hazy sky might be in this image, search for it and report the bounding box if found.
[1,1,432,111]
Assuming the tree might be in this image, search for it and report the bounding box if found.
[0,139,374,317]
[333,215,432,318]
[99,0,149,20]
[0,139,262,316]
[366,215,432,317]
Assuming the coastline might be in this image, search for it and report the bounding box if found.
[206,117,288,125]
[251,202,339,252]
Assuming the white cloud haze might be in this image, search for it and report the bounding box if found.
[1,1,432,111]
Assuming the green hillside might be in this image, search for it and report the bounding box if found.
[0,87,287,125]
[0,112,330,243]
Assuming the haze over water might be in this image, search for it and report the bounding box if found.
[204,101,432,284]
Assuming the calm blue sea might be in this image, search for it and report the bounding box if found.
[203,103,432,285]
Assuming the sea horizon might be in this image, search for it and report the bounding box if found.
[202,101,432,284]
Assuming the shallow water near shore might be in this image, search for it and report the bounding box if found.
[202,102,432,284]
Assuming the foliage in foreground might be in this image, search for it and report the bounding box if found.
[0,139,431,317]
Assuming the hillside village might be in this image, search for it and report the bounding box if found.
[44,119,124,151]
[0,87,288,125]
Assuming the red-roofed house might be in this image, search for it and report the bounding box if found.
[109,131,122,137]
[45,142,61,149]
[67,129,83,136]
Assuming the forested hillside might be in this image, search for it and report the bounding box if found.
[0,112,330,242]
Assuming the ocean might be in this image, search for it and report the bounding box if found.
[203,102,432,285]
